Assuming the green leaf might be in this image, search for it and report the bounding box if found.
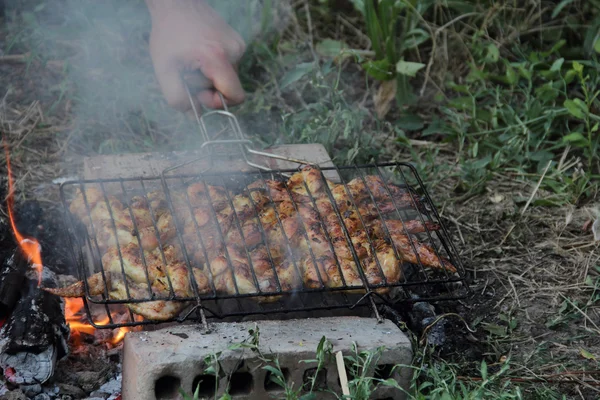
[402,28,430,51]
[505,66,518,85]
[529,150,554,162]
[379,378,402,389]
[279,62,314,89]
[550,58,564,72]
[482,322,507,337]
[396,114,424,131]
[481,360,488,380]
[362,59,394,81]
[299,394,317,400]
[516,63,532,81]
[552,0,576,18]
[448,96,474,111]
[364,0,384,59]
[395,128,409,144]
[262,365,284,378]
[564,69,578,84]
[422,120,449,136]
[532,198,563,207]
[486,43,499,63]
[396,60,425,77]
[594,37,600,54]
[316,39,347,58]
[562,132,587,144]
[447,83,470,94]
[564,99,588,119]
[580,348,596,360]
[549,39,567,55]
[349,0,365,15]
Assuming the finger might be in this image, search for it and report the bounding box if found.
[183,70,212,94]
[197,50,245,107]
[196,90,221,109]
[153,60,193,112]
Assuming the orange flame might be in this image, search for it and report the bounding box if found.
[64,298,129,345]
[4,140,43,286]
[111,327,131,344]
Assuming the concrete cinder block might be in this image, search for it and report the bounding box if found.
[122,317,413,400]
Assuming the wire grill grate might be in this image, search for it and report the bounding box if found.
[58,162,469,329]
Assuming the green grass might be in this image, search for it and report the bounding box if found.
[234,0,600,202]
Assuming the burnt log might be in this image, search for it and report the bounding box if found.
[0,268,69,385]
[0,248,27,317]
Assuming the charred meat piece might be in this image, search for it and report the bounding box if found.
[50,169,457,322]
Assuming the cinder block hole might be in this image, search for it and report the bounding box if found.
[302,367,328,391]
[229,372,253,395]
[374,364,395,380]
[154,375,181,400]
[192,375,219,397]
[264,368,290,392]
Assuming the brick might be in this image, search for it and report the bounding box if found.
[122,317,413,400]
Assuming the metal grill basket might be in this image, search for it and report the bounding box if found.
[57,88,469,329]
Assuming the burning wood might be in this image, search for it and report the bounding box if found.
[0,269,69,386]
[0,249,27,317]
[0,140,69,386]
[63,297,132,348]
[0,139,129,397]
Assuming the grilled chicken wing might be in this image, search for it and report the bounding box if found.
[386,232,456,273]
[367,219,440,237]
[54,168,457,322]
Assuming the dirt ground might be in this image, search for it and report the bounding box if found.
[1,1,600,399]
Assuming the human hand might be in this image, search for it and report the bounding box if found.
[145,0,246,111]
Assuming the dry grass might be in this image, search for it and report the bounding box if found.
[435,168,600,396]
[0,91,75,204]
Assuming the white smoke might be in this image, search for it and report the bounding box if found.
[3,0,291,154]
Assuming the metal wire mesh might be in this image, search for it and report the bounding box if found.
[59,162,469,329]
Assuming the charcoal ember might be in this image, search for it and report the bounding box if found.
[32,394,52,400]
[421,316,448,346]
[0,269,69,385]
[405,301,448,346]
